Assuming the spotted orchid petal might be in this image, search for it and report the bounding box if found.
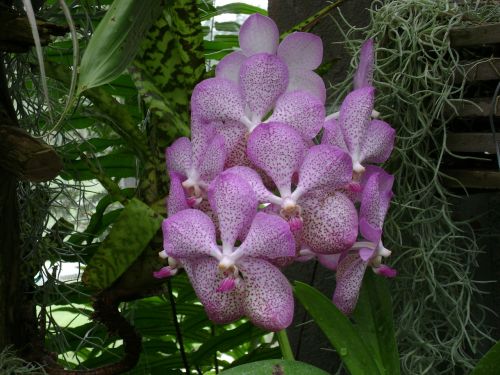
[333,253,367,315]
[239,53,289,121]
[210,120,247,157]
[295,145,352,197]
[359,170,394,244]
[359,119,396,164]
[353,38,374,90]
[208,172,257,248]
[268,90,325,140]
[322,119,348,151]
[216,51,247,82]
[300,192,358,254]
[191,78,245,123]
[247,122,306,195]
[239,13,279,56]
[190,117,217,167]
[165,137,192,176]
[339,86,375,172]
[162,209,217,259]
[287,70,326,103]
[198,134,227,182]
[239,257,294,331]
[237,212,295,259]
[185,257,245,324]
[167,172,189,217]
[223,166,277,203]
[277,32,323,71]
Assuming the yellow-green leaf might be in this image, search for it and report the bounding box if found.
[82,198,162,290]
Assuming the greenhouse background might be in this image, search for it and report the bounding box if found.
[0,0,499,374]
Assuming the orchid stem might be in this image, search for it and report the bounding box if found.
[277,329,294,361]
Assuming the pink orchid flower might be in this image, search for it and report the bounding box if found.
[162,172,295,331]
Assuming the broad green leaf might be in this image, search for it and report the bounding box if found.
[353,272,400,375]
[220,359,329,375]
[470,340,500,375]
[191,321,266,365]
[228,346,281,368]
[78,0,162,92]
[294,282,382,375]
[82,198,162,290]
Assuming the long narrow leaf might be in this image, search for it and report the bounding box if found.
[294,282,382,375]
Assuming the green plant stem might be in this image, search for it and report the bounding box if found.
[166,279,190,374]
[277,329,294,361]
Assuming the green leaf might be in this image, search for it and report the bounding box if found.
[57,138,124,159]
[220,359,329,375]
[352,272,400,375]
[294,282,382,375]
[200,2,267,21]
[60,151,137,181]
[470,340,500,375]
[82,198,162,290]
[191,321,266,365]
[78,0,162,92]
[228,346,281,368]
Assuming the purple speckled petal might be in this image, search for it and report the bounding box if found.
[165,137,192,176]
[268,90,325,140]
[191,78,245,123]
[359,119,396,164]
[215,51,247,82]
[212,120,247,157]
[185,257,245,324]
[223,166,275,202]
[322,119,348,151]
[208,172,257,248]
[240,53,289,119]
[296,145,352,196]
[239,14,279,56]
[238,212,295,259]
[277,32,323,71]
[287,70,326,104]
[239,257,294,331]
[247,122,306,194]
[162,209,217,259]
[333,253,367,315]
[353,39,374,90]
[359,170,394,243]
[198,134,227,183]
[339,87,375,168]
[167,172,189,217]
[300,192,358,254]
[191,118,216,167]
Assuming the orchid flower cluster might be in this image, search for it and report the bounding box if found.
[155,14,397,332]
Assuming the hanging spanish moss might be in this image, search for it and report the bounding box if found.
[331,1,498,374]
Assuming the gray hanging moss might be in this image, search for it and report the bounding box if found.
[331,1,498,374]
